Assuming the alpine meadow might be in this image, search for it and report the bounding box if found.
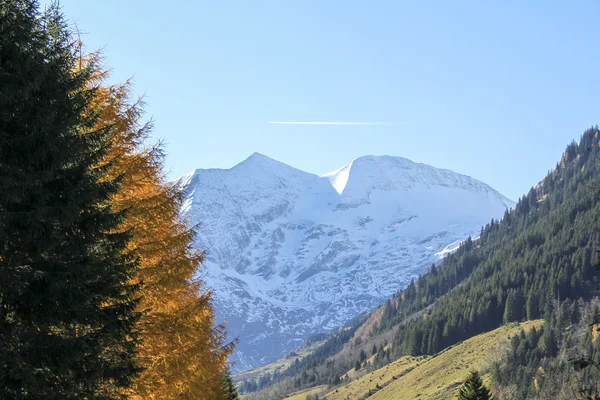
[1,1,600,400]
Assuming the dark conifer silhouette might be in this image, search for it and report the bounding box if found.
[0,1,140,397]
[457,371,493,400]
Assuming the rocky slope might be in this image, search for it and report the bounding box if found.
[176,153,514,371]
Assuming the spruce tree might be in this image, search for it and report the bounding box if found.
[359,349,367,362]
[0,2,140,398]
[218,368,240,400]
[428,324,441,354]
[503,290,521,324]
[457,371,493,400]
[526,290,539,320]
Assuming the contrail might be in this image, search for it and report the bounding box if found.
[267,121,397,125]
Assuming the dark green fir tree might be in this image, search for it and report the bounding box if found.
[219,367,240,400]
[0,1,140,398]
[359,349,367,362]
[457,371,493,400]
[525,290,539,320]
[503,289,523,324]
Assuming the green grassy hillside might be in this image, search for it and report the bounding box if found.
[284,321,542,400]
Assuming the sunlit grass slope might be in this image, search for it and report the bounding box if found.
[285,385,329,400]
[324,320,542,400]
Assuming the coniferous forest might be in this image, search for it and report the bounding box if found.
[0,2,237,399]
[2,1,600,400]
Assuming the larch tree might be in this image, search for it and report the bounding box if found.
[0,2,140,399]
[82,53,234,399]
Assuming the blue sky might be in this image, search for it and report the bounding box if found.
[47,0,599,200]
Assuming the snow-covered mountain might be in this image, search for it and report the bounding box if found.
[177,153,514,371]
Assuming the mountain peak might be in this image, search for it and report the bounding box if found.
[320,155,410,195]
[237,152,278,165]
[248,151,269,159]
[231,152,315,184]
[353,154,412,163]
[176,152,514,371]
[321,155,475,197]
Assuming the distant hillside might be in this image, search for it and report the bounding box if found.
[248,321,541,399]
[238,126,600,399]
[306,321,541,399]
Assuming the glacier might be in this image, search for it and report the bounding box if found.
[176,153,514,371]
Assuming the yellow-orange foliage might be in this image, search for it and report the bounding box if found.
[85,55,233,399]
[592,323,600,344]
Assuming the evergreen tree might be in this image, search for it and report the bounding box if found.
[457,371,493,400]
[526,290,539,320]
[503,290,522,324]
[359,349,367,362]
[332,374,341,385]
[0,1,140,398]
[570,299,581,324]
[382,299,394,320]
[218,368,240,400]
[354,360,361,371]
[428,324,441,354]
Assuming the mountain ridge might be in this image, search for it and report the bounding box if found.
[176,153,514,371]
[235,127,600,399]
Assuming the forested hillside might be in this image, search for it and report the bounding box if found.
[240,126,600,398]
[389,128,600,359]
[492,297,600,398]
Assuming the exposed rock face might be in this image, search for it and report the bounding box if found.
[177,153,514,371]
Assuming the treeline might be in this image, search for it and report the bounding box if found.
[492,298,600,399]
[0,2,236,399]
[389,128,600,360]
[244,126,600,398]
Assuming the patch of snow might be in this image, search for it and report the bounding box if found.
[175,153,515,371]
[321,160,354,195]
[435,239,462,258]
